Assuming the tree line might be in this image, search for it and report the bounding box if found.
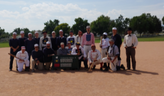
[0,13,164,39]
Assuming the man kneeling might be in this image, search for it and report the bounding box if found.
[88,44,103,71]
[16,46,29,72]
[102,39,119,71]
[32,44,44,72]
[71,42,88,69]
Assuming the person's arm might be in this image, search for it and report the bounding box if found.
[71,48,77,55]
[92,33,95,44]
[97,50,101,61]
[75,36,77,45]
[39,37,42,50]
[81,34,85,47]
[123,36,127,48]
[119,35,122,48]
[88,51,92,63]
[48,37,52,48]
[133,34,138,48]
[81,48,86,58]
[24,52,29,61]
[16,52,20,61]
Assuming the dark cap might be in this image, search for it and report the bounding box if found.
[42,31,47,34]
[76,42,80,45]
[127,27,132,31]
[70,30,73,33]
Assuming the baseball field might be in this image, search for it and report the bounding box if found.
[0,42,164,96]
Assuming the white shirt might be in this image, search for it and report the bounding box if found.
[108,45,119,57]
[71,46,86,59]
[39,36,52,50]
[124,34,138,47]
[100,38,110,49]
[75,35,83,46]
[67,35,76,47]
[88,49,101,63]
[16,51,29,63]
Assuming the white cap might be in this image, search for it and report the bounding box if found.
[34,44,39,47]
[13,32,17,35]
[103,32,107,35]
[86,26,90,28]
[35,31,38,34]
[52,31,55,34]
[60,42,64,45]
[59,29,63,32]
[112,27,117,30]
[28,33,32,35]
[21,46,25,49]
[20,31,24,34]
[46,41,50,45]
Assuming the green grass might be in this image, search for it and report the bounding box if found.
[0,42,9,48]
[0,36,164,48]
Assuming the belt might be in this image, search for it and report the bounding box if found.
[84,45,91,46]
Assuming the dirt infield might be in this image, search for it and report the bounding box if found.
[0,42,164,96]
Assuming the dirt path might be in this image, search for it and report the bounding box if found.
[0,42,164,96]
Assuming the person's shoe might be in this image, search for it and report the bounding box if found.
[32,69,35,72]
[9,69,12,71]
[105,67,108,71]
[133,68,136,71]
[127,68,130,70]
[92,65,96,70]
[100,67,103,71]
[121,64,125,70]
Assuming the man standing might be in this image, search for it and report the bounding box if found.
[9,32,20,71]
[16,46,29,72]
[88,44,103,71]
[19,31,27,51]
[111,27,122,67]
[25,33,35,68]
[31,44,44,72]
[51,31,58,55]
[43,41,55,70]
[75,30,83,45]
[33,31,40,45]
[57,29,67,48]
[71,42,88,69]
[100,32,110,70]
[39,31,51,50]
[102,39,120,71]
[123,27,138,70]
[67,30,76,47]
[57,42,68,55]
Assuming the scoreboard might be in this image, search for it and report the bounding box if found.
[51,55,79,70]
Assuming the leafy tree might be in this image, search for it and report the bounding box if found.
[54,23,70,37]
[162,16,164,25]
[72,17,90,34]
[90,15,110,35]
[44,19,59,34]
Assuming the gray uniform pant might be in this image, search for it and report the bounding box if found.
[126,47,136,70]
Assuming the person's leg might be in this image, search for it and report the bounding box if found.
[28,52,31,68]
[83,58,88,68]
[45,62,51,70]
[9,55,14,70]
[131,48,136,70]
[32,59,36,70]
[126,48,131,69]
[79,58,82,69]
[38,62,44,70]
[17,61,24,72]
[110,57,118,71]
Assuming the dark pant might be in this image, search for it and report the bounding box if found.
[126,47,136,70]
[9,51,17,70]
[118,48,121,60]
[79,57,88,68]
[28,52,32,67]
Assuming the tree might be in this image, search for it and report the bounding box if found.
[90,15,110,35]
[44,19,59,34]
[162,16,164,25]
[72,17,90,34]
[54,23,70,37]
[13,28,30,37]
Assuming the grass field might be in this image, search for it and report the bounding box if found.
[0,36,164,48]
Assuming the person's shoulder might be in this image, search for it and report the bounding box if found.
[17,51,21,54]
[96,49,100,52]
[132,34,137,37]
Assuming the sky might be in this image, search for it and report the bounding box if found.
[0,0,164,33]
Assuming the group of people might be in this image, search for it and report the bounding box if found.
[9,26,138,72]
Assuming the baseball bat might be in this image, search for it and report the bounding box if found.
[8,53,21,60]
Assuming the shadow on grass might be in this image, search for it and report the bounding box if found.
[11,67,159,76]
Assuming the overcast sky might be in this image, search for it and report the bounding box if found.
[0,0,164,33]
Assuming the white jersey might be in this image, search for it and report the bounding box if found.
[88,49,101,63]
[108,44,119,57]
[100,38,110,49]
[75,35,83,45]
[123,34,138,47]
[71,46,86,59]
[16,51,29,63]
[39,36,52,50]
